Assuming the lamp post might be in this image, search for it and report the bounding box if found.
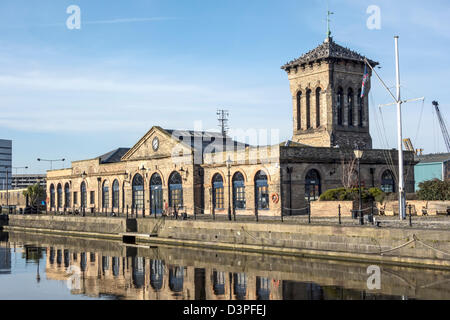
[37,158,65,171]
[354,149,364,226]
[226,157,232,221]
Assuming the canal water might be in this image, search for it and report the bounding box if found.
[1,231,450,300]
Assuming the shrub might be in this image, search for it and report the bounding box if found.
[319,187,385,203]
[417,179,450,201]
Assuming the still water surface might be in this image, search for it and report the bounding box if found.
[1,231,450,300]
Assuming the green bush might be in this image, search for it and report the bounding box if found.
[319,187,386,203]
[417,179,450,201]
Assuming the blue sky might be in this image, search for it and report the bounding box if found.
[1,0,449,174]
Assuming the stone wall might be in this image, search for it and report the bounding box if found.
[380,200,450,216]
[310,201,353,217]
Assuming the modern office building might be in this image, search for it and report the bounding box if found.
[11,174,47,190]
[0,140,12,191]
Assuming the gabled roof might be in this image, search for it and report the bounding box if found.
[98,148,130,164]
[416,153,450,164]
[165,129,249,153]
[281,37,378,70]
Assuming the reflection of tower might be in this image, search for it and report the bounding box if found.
[0,245,11,275]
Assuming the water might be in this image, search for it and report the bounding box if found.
[1,231,450,300]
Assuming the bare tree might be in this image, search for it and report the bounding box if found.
[340,154,358,189]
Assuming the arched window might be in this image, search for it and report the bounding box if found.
[150,260,165,291]
[102,180,109,209]
[169,266,184,293]
[256,277,271,300]
[57,184,62,209]
[213,271,226,296]
[337,87,344,126]
[316,88,321,128]
[358,89,363,127]
[112,257,119,277]
[102,256,109,274]
[305,169,321,202]
[64,183,70,208]
[132,257,145,289]
[80,182,87,208]
[132,174,144,210]
[112,180,119,209]
[64,249,70,268]
[169,172,183,209]
[50,184,55,208]
[80,252,87,272]
[150,173,163,215]
[212,174,224,210]
[306,89,312,129]
[381,170,396,193]
[255,171,269,210]
[49,248,55,265]
[296,91,302,130]
[233,172,246,210]
[234,273,248,300]
[348,88,354,127]
[57,249,62,266]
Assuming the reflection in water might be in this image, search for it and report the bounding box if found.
[1,231,449,300]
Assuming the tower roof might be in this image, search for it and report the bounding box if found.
[281,37,379,70]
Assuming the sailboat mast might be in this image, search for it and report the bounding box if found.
[395,36,406,220]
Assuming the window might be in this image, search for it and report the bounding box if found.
[381,170,395,193]
[102,180,109,209]
[112,257,120,277]
[132,257,145,289]
[316,88,321,128]
[169,266,184,293]
[234,273,248,300]
[50,184,55,208]
[337,87,344,126]
[80,182,87,208]
[73,192,78,205]
[150,260,165,291]
[102,256,109,274]
[80,252,87,272]
[57,184,63,209]
[257,277,271,300]
[90,191,95,205]
[64,183,70,208]
[213,271,226,296]
[132,174,144,210]
[233,172,246,210]
[212,174,224,210]
[150,174,163,215]
[112,180,119,209]
[305,169,321,202]
[358,89,363,127]
[169,172,183,208]
[255,171,269,210]
[348,88,354,127]
[296,91,302,130]
[306,89,312,129]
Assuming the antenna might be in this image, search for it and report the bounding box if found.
[217,109,229,136]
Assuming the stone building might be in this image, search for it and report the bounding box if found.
[45,36,416,217]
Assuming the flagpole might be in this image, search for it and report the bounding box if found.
[395,36,406,221]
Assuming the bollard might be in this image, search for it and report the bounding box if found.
[281,208,284,223]
[255,208,259,223]
[360,209,364,226]
[212,206,215,221]
[409,205,412,227]
[308,205,311,224]
[233,207,236,222]
[338,204,341,225]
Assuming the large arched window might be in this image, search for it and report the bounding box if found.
[112,180,119,209]
[255,171,269,210]
[212,174,224,210]
[169,172,183,209]
[306,89,312,129]
[80,252,87,272]
[57,184,63,209]
[102,180,109,209]
[150,260,165,291]
[150,173,163,215]
[102,256,109,274]
[256,277,271,300]
[348,88,354,127]
[305,169,321,202]
[358,89,364,127]
[233,172,246,210]
[337,87,344,126]
[50,184,55,208]
[112,257,119,277]
[132,174,144,210]
[234,273,248,300]
[316,88,321,128]
[80,182,87,208]
[169,266,184,293]
[296,91,302,130]
[213,271,226,296]
[132,257,145,289]
[381,170,396,193]
[64,183,70,208]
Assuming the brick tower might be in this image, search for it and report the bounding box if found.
[281,36,378,150]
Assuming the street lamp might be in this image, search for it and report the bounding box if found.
[226,157,233,221]
[354,149,364,226]
[37,158,65,170]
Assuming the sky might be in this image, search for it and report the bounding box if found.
[1,0,449,174]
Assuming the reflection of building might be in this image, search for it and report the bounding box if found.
[46,36,416,216]
[0,245,11,275]
[0,139,12,191]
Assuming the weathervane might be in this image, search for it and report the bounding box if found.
[326,3,334,38]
